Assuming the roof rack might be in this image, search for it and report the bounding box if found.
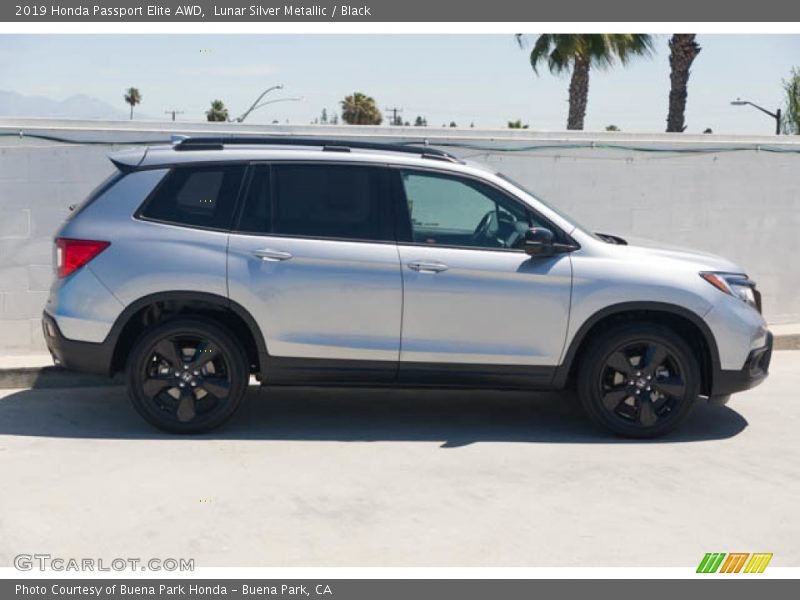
[173,136,462,162]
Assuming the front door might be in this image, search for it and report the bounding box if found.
[227,162,402,383]
[393,169,573,386]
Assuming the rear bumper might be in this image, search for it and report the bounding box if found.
[711,331,773,397]
[42,311,113,376]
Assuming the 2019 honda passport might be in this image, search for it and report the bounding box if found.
[42,137,772,437]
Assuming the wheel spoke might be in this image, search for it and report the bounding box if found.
[153,339,183,369]
[201,377,230,399]
[142,377,172,399]
[607,351,634,377]
[654,376,686,398]
[601,387,629,411]
[176,390,197,423]
[643,344,668,373]
[188,340,219,370]
[638,398,658,427]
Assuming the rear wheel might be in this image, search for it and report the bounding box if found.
[126,319,249,433]
[577,323,700,438]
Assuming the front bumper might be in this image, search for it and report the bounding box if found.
[711,331,773,397]
[42,311,114,376]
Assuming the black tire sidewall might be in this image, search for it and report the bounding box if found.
[577,323,700,438]
[125,318,249,434]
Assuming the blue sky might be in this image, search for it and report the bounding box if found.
[0,34,798,133]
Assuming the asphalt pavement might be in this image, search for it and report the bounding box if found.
[1,352,798,567]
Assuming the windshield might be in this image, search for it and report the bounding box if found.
[495,172,602,240]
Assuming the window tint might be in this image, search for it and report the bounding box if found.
[141,165,245,229]
[238,166,271,234]
[400,171,536,250]
[238,164,388,241]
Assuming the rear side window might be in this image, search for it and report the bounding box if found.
[140,165,246,229]
[237,163,392,241]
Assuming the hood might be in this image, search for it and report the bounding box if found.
[603,234,746,274]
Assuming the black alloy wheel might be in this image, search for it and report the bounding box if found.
[126,319,249,433]
[577,323,700,438]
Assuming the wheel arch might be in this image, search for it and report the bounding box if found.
[106,291,268,376]
[554,301,720,396]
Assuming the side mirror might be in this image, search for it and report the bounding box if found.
[524,227,555,257]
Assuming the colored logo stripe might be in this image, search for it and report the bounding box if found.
[697,552,773,573]
[720,553,749,573]
[744,553,773,573]
[697,553,726,573]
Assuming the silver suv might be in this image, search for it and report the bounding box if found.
[42,137,772,437]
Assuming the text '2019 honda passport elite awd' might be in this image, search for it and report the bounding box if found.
[43,137,772,437]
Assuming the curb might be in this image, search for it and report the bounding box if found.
[1,333,798,390]
[774,333,800,351]
[0,366,124,390]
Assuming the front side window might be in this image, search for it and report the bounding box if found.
[238,163,391,242]
[400,170,539,250]
[140,165,245,229]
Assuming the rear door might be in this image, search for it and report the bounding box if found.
[227,162,402,383]
[392,168,573,386]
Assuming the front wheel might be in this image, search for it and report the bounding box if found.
[126,319,249,434]
[577,323,700,438]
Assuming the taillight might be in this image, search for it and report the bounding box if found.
[55,238,110,278]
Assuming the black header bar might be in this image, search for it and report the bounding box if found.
[4,0,800,22]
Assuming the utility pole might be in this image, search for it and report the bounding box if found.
[385,106,403,126]
[164,109,184,122]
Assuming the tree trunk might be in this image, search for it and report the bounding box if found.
[666,34,701,132]
[567,55,589,130]
[129,104,134,120]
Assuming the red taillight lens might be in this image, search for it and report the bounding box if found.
[56,238,110,278]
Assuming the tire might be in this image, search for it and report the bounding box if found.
[577,322,700,438]
[125,318,249,434]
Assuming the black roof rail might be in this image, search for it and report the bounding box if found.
[173,136,462,162]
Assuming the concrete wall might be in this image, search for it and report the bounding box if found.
[1,117,799,353]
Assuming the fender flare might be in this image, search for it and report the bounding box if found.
[552,301,721,390]
[104,291,269,371]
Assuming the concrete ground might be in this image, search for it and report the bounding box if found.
[0,352,798,568]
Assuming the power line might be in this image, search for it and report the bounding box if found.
[384,106,403,126]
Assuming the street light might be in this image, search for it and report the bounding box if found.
[730,98,782,135]
[251,96,304,110]
[235,85,284,123]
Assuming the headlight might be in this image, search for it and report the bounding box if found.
[700,272,761,311]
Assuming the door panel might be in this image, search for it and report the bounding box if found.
[227,162,402,381]
[398,246,572,367]
[394,168,573,373]
[229,236,403,363]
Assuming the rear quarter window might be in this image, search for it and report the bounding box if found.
[139,165,246,229]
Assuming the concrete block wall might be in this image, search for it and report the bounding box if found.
[0,118,799,354]
[0,140,117,351]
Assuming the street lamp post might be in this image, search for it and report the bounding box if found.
[730,98,782,135]
[242,96,304,121]
[235,85,284,123]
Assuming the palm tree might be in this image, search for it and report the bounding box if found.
[666,34,701,132]
[124,87,141,120]
[517,34,653,130]
[340,92,382,125]
[206,100,229,122]
[782,67,800,135]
